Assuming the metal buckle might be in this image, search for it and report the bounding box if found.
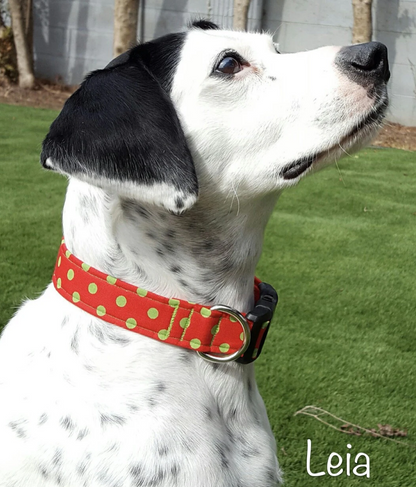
[197,305,251,364]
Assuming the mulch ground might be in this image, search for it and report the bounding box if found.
[1,80,415,151]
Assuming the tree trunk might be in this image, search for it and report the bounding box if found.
[113,0,139,57]
[9,0,35,88]
[233,0,251,31]
[24,0,33,66]
[352,0,373,44]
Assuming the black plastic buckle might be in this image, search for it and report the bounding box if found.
[237,282,278,364]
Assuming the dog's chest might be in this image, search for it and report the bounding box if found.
[0,288,280,486]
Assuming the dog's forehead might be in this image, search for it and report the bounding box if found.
[182,28,274,65]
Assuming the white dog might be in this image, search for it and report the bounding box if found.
[0,20,389,487]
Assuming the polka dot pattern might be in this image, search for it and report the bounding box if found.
[96,305,106,317]
[147,308,159,320]
[180,318,190,329]
[126,318,137,329]
[88,283,97,294]
[200,307,211,318]
[190,338,201,350]
[52,240,273,363]
[116,296,127,307]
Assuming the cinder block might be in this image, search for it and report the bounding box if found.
[280,22,352,53]
[264,0,319,24]
[374,0,416,34]
[387,94,416,126]
[319,0,353,28]
[389,62,416,97]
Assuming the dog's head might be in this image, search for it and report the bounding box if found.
[41,20,389,212]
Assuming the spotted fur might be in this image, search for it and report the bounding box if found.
[0,20,388,486]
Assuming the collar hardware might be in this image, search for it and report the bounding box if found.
[237,282,278,364]
[197,305,251,363]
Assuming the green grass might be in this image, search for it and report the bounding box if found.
[1,103,416,485]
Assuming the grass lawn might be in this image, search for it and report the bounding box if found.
[1,103,416,485]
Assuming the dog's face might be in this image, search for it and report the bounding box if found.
[41,20,389,212]
[171,25,389,197]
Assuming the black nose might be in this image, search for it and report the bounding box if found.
[335,42,390,86]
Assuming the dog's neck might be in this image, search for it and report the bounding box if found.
[62,179,279,314]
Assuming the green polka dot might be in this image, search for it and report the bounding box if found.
[116,295,127,307]
[147,308,159,319]
[219,343,230,353]
[262,321,270,329]
[82,263,90,272]
[211,324,219,335]
[158,329,169,340]
[72,292,80,303]
[58,257,61,267]
[169,298,180,307]
[106,275,117,285]
[240,332,244,341]
[65,250,71,258]
[137,288,147,297]
[61,238,65,244]
[88,283,97,294]
[56,278,62,289]
[126,318,137,329]
[67,269,74,280]
[229,316,237,323]
[190,338,201,349]
[200,307,211,318]
[252,348,258,359]
[96,305,106,317]
[180,318,190,329]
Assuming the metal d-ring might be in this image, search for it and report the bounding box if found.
[197,305,251,363]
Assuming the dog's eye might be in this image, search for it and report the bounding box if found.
[216,56,242,75]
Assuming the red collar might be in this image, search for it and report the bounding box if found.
[53,239,278,364]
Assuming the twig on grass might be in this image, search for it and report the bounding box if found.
[294,405,415,448]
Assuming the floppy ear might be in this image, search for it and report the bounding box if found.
[41,55,198,213]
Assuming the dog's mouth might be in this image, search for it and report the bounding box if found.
[281,98,388,180]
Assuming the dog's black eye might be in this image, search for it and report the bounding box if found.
[216,56,242,75]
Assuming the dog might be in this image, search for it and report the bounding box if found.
[0,20,389,487]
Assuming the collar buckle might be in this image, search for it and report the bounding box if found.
[237,282,278,364]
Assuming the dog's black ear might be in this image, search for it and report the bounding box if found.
[41,51,198,213]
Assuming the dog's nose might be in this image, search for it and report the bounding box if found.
[336,42,390,85]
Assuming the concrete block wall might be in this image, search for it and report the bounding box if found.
[33,0,263,85]
[33,0,416,125]
[263,0,416,125]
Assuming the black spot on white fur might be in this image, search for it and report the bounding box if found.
[8,420,27,438]
[77,428,89,440]
[60,416,75,432]
[100,413,126,427]
[38,413,48,425]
